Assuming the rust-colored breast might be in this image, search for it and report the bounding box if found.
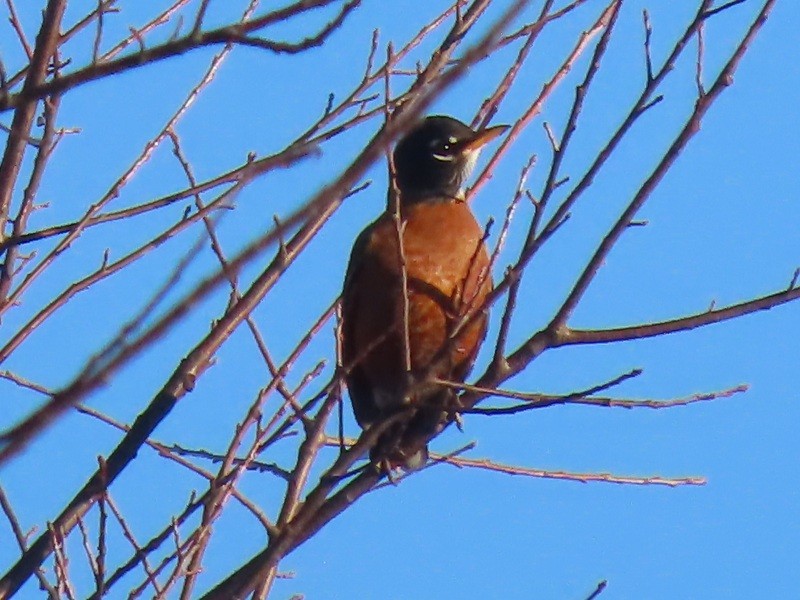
[342,200,491,427]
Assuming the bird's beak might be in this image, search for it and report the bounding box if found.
[456,124,510,154]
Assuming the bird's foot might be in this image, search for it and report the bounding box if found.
[453,411,465,432]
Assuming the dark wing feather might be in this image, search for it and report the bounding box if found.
[341,224,381,429]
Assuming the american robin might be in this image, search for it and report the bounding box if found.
[341,115,508,470]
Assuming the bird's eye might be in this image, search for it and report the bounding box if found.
[431,139,455,162]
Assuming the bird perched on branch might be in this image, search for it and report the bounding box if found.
[341,115,508,471]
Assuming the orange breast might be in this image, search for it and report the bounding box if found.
[342,200,491,418]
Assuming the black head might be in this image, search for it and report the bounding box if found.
[392,115,508,201]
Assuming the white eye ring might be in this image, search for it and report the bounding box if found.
[429,136,457,161]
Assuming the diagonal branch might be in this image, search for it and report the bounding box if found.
[0,2,525,592]
[441,455,706,486]
[559,281,800,346]
[494,0,778,390]
[0,1,361,112]
[0,0,66,234]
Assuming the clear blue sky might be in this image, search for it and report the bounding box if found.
[1,1,798,598]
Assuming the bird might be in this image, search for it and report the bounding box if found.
[341,115,508,470]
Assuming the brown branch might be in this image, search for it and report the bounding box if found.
[484,0,777,394]
[385,43,412,374]
[470,0,717,378]
[441,455,707,487]
[548,0,733,329]
[470,0,618,197]
[0,486,58,598]
[0,170,239,363]
[703,0,749,19]
[0,28,245,320]
[99,0,190,63]
[438,366,642,409]
[167,444,290,480]
[472,0,555,129]
[696,18,706,96]
[491,156,534,364]
[0,1,361,112]
[0,0,66,238]
[94,461,108,597]
[103,494,162,597]
[3,1,122,91]
[75,518,99,588]
[462,383,748,415]
[48,522,76,600]
[0,150,305,254]
[497,0,589,48]
[558,282,800,346]
[214,0,360,55]
[584,580,608,600]
[492,1,620,369]
[4,0,33,60]
[643,9,654,82]
[200,3,533,597]
[0,370,50,395]
[0,1,507,587]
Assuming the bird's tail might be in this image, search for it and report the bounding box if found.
[370,395,451,472]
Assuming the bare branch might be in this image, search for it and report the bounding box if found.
[584,580,608,600]
[556,276,799,346]
[0,1,362,112]
[441,455,706,487]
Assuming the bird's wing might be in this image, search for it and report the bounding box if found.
[341,222,382,429]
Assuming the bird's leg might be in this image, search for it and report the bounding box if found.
[399,369,417,406]
[453,411,465,432]
[382,459,401,484]
[439,388,465,431]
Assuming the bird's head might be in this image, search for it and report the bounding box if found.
[392,115,508,202]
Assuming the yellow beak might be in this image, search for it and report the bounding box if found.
[456,124,510,154]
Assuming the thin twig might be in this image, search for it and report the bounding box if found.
[442,456,706,487]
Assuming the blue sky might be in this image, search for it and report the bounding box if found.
[0,1,798,598]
